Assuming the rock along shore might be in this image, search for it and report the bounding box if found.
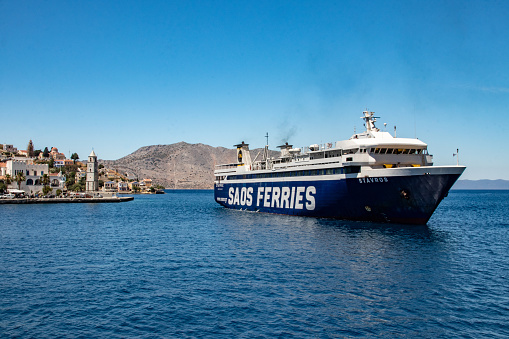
[0,197,134,204]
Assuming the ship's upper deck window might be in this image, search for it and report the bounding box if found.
[343,148,358,155]
[324,150,341,158]
[225,167,356,180]
[372,147,425,155]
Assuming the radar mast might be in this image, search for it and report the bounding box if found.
[361,111,380,132]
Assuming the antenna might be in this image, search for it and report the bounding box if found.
[453,148,459,165]
[414,111,417,138]
[384,123,387,132]
[394,126,397,138]
[265,132,269,146]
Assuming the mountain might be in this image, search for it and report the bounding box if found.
[99,142,278,189]
[101,143,509,190]
[452,179,509,190]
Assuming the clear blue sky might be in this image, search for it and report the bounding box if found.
[1,0,508,179]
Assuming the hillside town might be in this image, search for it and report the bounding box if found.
[0,140,164,198]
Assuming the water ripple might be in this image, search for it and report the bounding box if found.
[1,190,508,338]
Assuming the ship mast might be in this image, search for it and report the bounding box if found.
[361,111,380,132]
[263,132,269,161]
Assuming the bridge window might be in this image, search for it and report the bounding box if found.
[343,148,358,155]
[344,166,360,174]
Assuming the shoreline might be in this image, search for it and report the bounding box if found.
[0,196,134,204]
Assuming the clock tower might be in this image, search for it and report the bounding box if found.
[86,150,98,192]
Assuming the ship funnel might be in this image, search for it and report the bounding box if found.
[234,141,252,168]
[277,142,293,157]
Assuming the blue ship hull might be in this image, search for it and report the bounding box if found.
[214,172,461,225]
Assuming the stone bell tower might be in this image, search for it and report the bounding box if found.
[86,150,98,192]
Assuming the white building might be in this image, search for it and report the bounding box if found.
[75,169,86,182]
[2,144,18,153]
[1,159,49,194]
[103,181,117,191]
[118,181,129,192]
[49,172,66,189]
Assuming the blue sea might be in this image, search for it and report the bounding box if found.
[1,190,508,338]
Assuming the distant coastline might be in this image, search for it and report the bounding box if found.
[452,179,509,190]
[98,142,508,190]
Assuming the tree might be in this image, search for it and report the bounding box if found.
[42,185,52,196]
[65,172,76,189]
[15,172,26,190]
[43,147,50,158]
[27,140,34,157]
[0,182,7,193]
[71,153,79,163]
[56,189,62,197]
[40,174,51,195]
[41,174,50,186]
[34,149,42,157]
[71,183,83,192]
[2,174,12,193]
[48,158,54,168]
[98,164,104,169]
[69,177,86,193]
[62,163,78,174]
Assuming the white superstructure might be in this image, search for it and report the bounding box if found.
[215,111,436,179]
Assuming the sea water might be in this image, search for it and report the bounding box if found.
[1,190,508,338]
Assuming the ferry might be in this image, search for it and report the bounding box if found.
[214,111,465,224]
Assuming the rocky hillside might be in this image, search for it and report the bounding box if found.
[99,142,279,189]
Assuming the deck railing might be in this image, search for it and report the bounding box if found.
[215,163,240,170]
